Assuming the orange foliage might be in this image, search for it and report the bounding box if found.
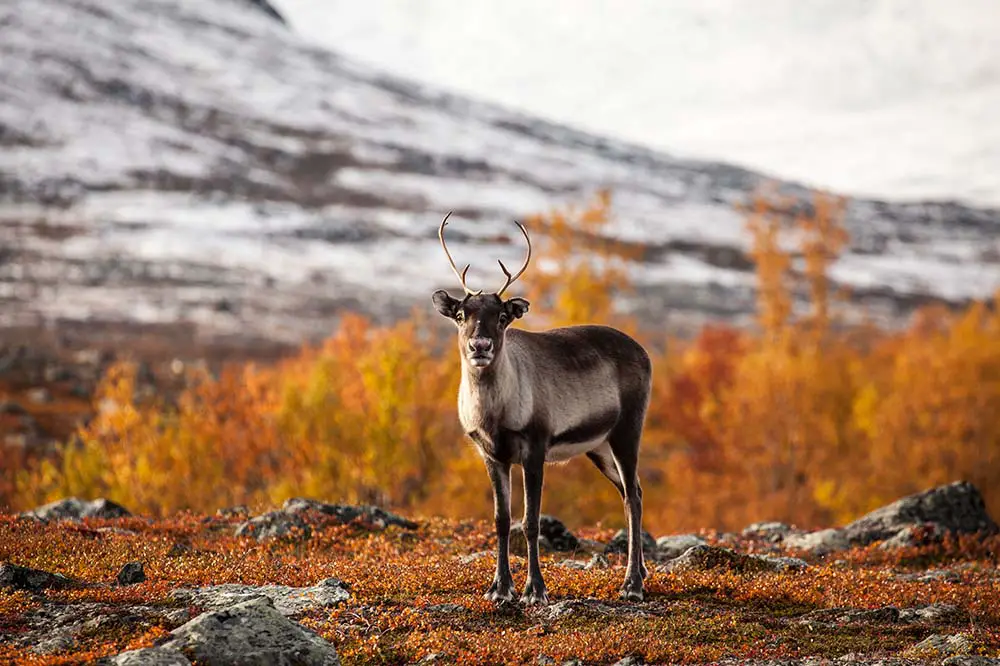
[4,190,1000,535]
[0,515,999,664]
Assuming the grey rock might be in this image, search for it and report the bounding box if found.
[458,551,491,565]
[659,545,808,574]
[604,528,656,555]
[281,497,417,529]
[942,657,1000,666]
[908,633,973,656]
[169,578,350,616]
[216,505,251,519]
[0,561,77,590]
[742,521,793,541]
[782,528,850,555]
[117,561,146,585]
[159,597,340,665]
[235,510,312,542]
[797,606,901,626]
[106,647,191,665]
[897,603,966,624]
[612,657,644,666]
[25,497,131,521]
[895,568,961,583]
[843,481,997,547]
[557,559,587,570]
[656,534,707,560]
[537,515,580,551]
[585,553,610,570]
[509,523,554,555]
[509,515,580,554]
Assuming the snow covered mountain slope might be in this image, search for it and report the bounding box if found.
[276,0,1000,206]
[1,0,998,345]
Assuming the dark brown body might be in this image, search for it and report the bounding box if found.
[435,290,653,604]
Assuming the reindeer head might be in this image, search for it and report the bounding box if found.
[432,213,531,369]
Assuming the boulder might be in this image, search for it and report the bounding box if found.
[782,482,997,554]
[906,633,974,657]
[281,498,418,530]
[235,510,312,542]
[842,481,997,546]
[24,497,131,521]
[741,521,793,542]
[655,534,707,560]
[106,647,191,665]
[0,562,77,591]
[604,528,656,556]
[659,545,807,574]
[509,515,580,555]
[169,578,350,616]
[509,524,554,556]
[158,597,340,665]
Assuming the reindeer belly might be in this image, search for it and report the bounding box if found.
[545,405,620,463]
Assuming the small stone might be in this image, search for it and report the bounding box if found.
[509,523,554,556]
[584,553,609,570]
[117,561,145,585]
[942,657,1000,666]
[655,534,707,560]
[0,562,77,591]
[741,521,792,541]
[235,510,312,542]
[612,657,644,666]
[26,387,52,404]
[215,505,250,519]
[604,528,656,555]
[782,528,850,555]
[458,551,491,565]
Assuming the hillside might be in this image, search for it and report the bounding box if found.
[1,0,999,348]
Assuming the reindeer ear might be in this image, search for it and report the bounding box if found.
[432,290,460,319]
[505,297,530,320]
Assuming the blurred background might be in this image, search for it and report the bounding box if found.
[1,0,998,532]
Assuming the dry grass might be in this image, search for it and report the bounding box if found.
[1,513,998,665]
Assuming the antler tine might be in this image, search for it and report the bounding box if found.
[438,212,482,296]
[495,220,532,296]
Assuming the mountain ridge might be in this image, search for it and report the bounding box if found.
[1,0,998,346]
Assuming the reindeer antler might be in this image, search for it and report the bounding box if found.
[495,220,531,297]
[438,212,482,296]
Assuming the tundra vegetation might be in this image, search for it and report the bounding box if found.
[1,190,1000,664]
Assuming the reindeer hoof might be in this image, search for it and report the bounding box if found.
[484,579,515,603]
[621,579,645,602]
[520,579,549,606]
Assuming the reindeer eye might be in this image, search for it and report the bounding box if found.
[455,310,465,323]
[498,313,509,326]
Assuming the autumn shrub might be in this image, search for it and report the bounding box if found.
[5,190,1000,535]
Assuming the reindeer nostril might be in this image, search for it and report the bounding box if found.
[468,338,493,354]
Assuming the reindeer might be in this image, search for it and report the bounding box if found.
[431,212,652,604]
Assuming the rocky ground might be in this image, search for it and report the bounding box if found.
[1,482,998,665]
